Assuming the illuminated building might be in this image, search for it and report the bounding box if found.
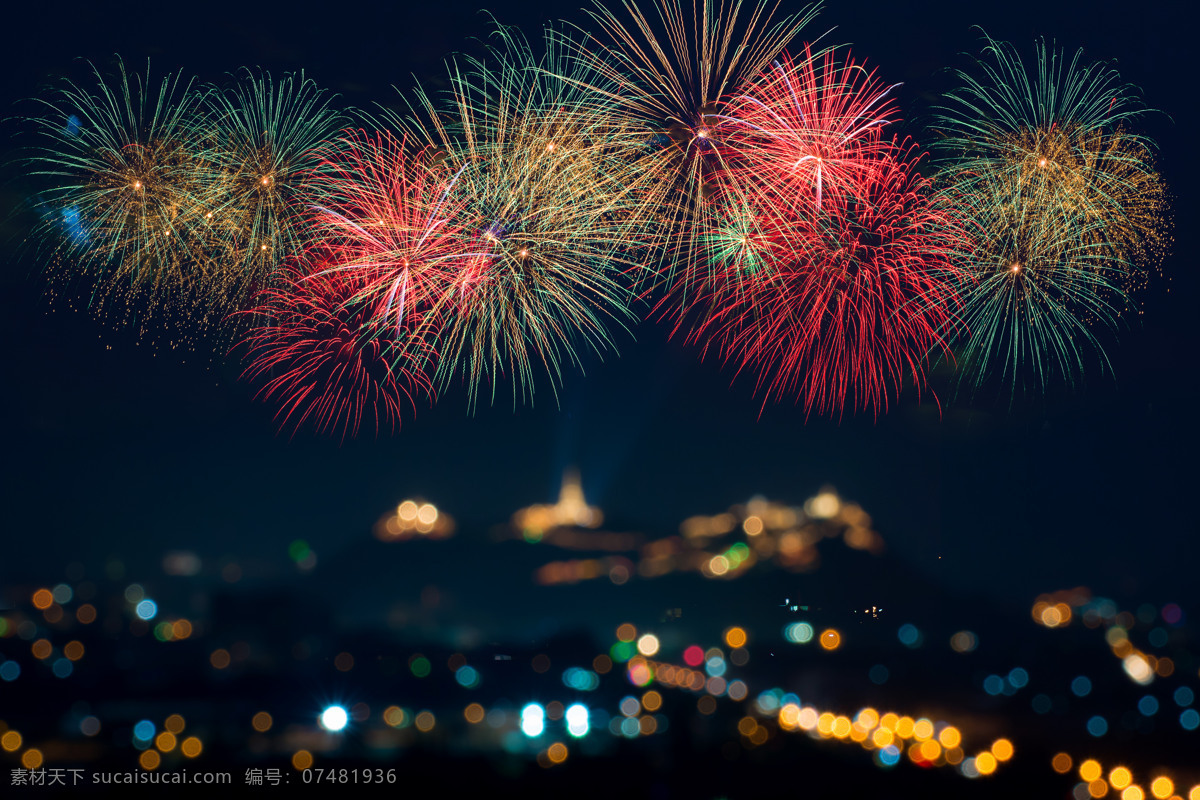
[512,469,603,541]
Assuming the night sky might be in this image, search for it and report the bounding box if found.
[1,0,1194,613]
[2,1,1198,795]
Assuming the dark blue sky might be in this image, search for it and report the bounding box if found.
[0,0,1194,613]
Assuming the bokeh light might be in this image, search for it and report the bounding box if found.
[319,705,348,732]
[521,704,545,737]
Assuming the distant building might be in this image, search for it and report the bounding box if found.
[512,469,603,540]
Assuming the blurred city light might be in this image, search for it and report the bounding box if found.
[319,706,349,732]
[521,704,545,737]
[565,704,590,737]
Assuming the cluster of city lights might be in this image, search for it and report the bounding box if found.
[374,499,454,541]
[764,696,1013,778]
[609,624,749,699]
[1032,589,1187,686]
[529,478,885,587]
[681,489,884,578]
[4,484,1199,789]
[2,574,1018,781]
[128,714,204,770]
[1,583,203,686]
[313,689,653,770]
[1051,752,1200,800]
[602,621,1011,782]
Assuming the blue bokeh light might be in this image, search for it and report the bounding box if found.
[135,600,158,621]
[562,667,600,691]
[455,665,480,689]
[133,720,156,741]
[756,690,781,715]
[897,624,921,647]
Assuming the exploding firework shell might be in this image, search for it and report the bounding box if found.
[304,129,480,347]
[22,58,219,319]
[673,144,966,418]
[556,0,822,285]
[932,33,1170,390]
[238,257,436,440]
[720,46,901,215]
[393,22,643,407]
[938,169,1129,393]
[196,69,349,302]
[994,124,1170,289]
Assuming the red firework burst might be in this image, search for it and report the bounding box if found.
[236,130,474,438]
[307,130,475,336]
[720,45,902,212]
[671,146,966,418]
[238,258,436,439]
[656,45,965,417]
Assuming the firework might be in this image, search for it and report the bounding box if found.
[14,22,1172,430]
[662,43,904,311]
[304,129,475,341]
[671,147,964,417]
[720,45,900,213]
[22,58,215,316]
[557,0,821,282]
[238,128,477,437]
[392,23,642,408]
[932,34,1170,389]
[656,45,960,417]
[238,257,435,440]
[939,170,1128,392]
[198,69,348,302]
